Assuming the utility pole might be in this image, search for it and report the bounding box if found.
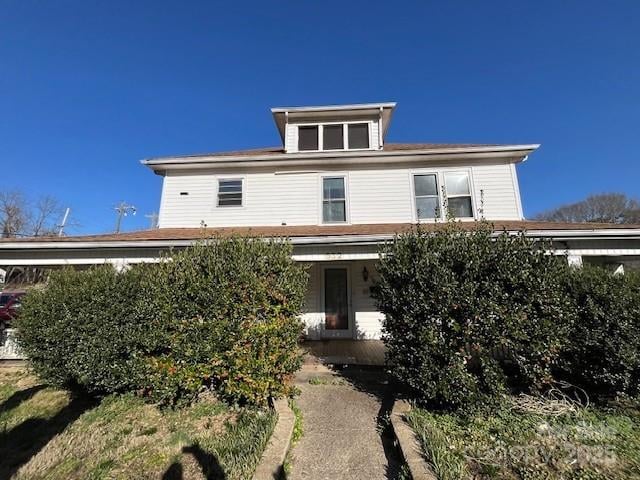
[145,212,159,229]
[57,207,71,237]
[114,202,136,233]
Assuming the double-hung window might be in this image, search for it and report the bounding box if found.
[217,178,243,207]
[322,177,347,223]
[444,172,473,218]
[413,171,474,219]
[413,174,440,219]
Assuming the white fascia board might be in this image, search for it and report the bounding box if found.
[141,145,540,172]
[270,102,397,114]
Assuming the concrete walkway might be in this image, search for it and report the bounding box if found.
[289,365,403,480]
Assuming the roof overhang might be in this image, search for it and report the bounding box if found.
[271,102,396,142]
[142,144,539,174]
[2,227,640,251]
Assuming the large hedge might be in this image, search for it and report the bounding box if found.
[16,265,163,394]
[558,266,640,396]
[16,237,308,407]
[372,221,575,408]
[145,239,308,406]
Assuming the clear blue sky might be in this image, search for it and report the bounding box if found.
[1,1,639,234]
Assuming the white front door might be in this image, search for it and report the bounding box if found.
[322,266,352,339]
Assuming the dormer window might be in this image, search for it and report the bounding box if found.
[323,125,344,150]
[298,126,319,151]
[297,122,371,152]
[348,123,369,149]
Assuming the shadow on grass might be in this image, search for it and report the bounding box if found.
[0,394,97,479]
[161,444,226,480]
[0,385,47,413]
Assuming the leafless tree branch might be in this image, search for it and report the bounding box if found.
[534,193,640,224]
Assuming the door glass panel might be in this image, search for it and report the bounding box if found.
[324,268,348,330]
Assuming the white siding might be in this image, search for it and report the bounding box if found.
[159,170,319,227]
[471,162,523,220]
[158,160,523,228]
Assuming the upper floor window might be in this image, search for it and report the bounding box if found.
[413,171,474,220]
[298,126,319,151]
[298,123,370,152]
[348,123,369,149]
[444,172,473,218]
[414,174,440,219]
[322,176,347,223]
[217,178,243,207]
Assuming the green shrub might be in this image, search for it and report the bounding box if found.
[372,221,574,409]
[558,266,640,397]
[15,264,164,395]
[146,239,307,406]
[16,237,308,407]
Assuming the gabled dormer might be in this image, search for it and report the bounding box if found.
[271,102,396,154]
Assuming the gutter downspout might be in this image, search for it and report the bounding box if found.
[284,111,289,151]
[378,106,384,149]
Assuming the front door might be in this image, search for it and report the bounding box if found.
[322,266,352,338]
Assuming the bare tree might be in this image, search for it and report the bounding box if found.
[0,191,30,238]
[534,193,640,224]
[31,195,62,236]
[0,190,67,238]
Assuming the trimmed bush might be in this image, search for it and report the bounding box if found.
[372,221,574,408]
[16,264,164,394]
[558,266,640,396]
[146,239,307,406]
[16,237,308,407]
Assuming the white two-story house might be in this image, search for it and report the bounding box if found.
[2,102,640,341]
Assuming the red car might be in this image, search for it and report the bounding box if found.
[0,291,25,326]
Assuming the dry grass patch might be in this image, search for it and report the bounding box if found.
[1,367,276,480]
[407,395,640,480]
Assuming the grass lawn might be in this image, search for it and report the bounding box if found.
[406,395,640,480]
[0,366,276,480]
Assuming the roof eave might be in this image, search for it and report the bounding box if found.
[141,144,540,172]
[2,226,640,251]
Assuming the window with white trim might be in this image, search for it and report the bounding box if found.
[322,176,347,223]
[298,126,319,151]
[444,172,473,218]
[217,178,243,207]
[413,174,440,219]
[348,123,369,149]
[297,123,370,152]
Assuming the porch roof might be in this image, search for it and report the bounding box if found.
[2,221,640,249]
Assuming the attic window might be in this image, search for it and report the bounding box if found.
[298,126,319,151]
[323,125,344,150]
[297,123,371,152]
[348,123,369,149]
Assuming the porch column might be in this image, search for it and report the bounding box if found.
[567,254,583,268]
[110,259,130,272]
